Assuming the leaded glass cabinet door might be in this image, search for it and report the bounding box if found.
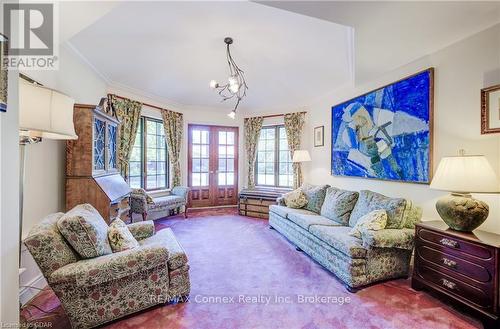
[107,122,118,172]
[93,117,106,173]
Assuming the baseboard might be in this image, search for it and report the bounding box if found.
[19,274,47,306]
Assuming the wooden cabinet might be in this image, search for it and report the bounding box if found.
[238,188,284,219]
[412,221,500,329]
[66,102,131,223]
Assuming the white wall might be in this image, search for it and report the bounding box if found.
[301,24,500,233]
[19,44,107,303]
[0,1,20,323]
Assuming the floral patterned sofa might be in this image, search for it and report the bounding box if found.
[24,213,190,328]
[269,186,421,292]
[130,186,190,220]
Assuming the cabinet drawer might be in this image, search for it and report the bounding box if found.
[416,261,494,310]
[417,228,494,260]
[416,245,493,283]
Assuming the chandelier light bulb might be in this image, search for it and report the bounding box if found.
[228,83,239,94]
[228,76,238,86]
[209,80,218,89]
[228,110,236,119]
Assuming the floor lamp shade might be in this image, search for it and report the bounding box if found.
[19,81,77,140]
[292,150,311,162]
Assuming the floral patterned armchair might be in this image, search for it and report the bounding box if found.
[24,213,190,328]
[130,186,190,220]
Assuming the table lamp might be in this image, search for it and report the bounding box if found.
[430,151,500,231]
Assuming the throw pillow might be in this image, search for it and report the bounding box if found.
[283,188,308,209]
[301,183,330,213]
[349,209,388,239]
[108,219,140,252]
[320,187,359,225]
[349,190,406,229]
[57,204,112,258]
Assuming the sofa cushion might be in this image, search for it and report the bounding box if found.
[282,188,308,209]
[287,213,341,231]
[301,184,329,213]
[57,204,112,259]
[349,190,407,229]
[308,225,367,259]
[108,219,139,252]
[349,209,387,239]
[149,195,185,211]
[269,205,317,219]
[320,187,359,225]
[139,228,188,270]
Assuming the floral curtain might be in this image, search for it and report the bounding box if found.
[244,116,264,189]
[161,109,183,187]
[284,112,306,189]
[110,95,142,180]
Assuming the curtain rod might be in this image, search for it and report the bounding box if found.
[108,93,166,111]
[247,111,307,119]
[110,93,306,118]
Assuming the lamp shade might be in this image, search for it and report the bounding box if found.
[292,150,311,163]
[19,81,77,140]
[430,155,500,193]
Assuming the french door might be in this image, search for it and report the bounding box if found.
[188,124,238,207]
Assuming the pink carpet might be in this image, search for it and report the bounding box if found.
[22,208,481,329]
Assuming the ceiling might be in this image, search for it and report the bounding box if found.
[260,1,500,83]
[66,1,500,113]
[68,1,354,112]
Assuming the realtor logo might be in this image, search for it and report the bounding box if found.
[2,3,58,70]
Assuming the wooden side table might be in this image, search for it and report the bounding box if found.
[412,221,500,329]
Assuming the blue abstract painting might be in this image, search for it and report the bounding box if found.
[331,69,433,184]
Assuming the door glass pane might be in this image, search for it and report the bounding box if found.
[201,173,209,186]
[192,130,201,144]
[219,131,226,144]
[192,173,201,186]
[227,132,235,145]
[219,145,226,157]
[227,159,234,172]
[193,145,201,157]
[227,173,234,185]
[201,145,209,157]
[218,159,226,171]
[201,130,209,144]
[218,173,226,185]
[193,159,201,172]
[201,158,209,172]
[226,146,234,158]
[93,118,105,171]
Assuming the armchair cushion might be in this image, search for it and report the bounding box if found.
[108,219,139,252]
[57,204,112,259]
[127,221,155,240]
[49,245,169,286]
[360,228,415,250]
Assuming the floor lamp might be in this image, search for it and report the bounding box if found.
[292,150,311,187]
[18,80,77,268]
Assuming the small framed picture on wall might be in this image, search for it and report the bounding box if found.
[481,84,500,134]
[314,126,324,147]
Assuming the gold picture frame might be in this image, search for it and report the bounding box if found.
[0,33,7,113]
[481,84,500,134]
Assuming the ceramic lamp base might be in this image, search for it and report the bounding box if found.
[436,193,489,232]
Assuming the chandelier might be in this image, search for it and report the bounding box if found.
[209,37,248,119]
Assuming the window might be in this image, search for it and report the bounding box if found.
[129,117,169,190]
[255,125,293,187]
